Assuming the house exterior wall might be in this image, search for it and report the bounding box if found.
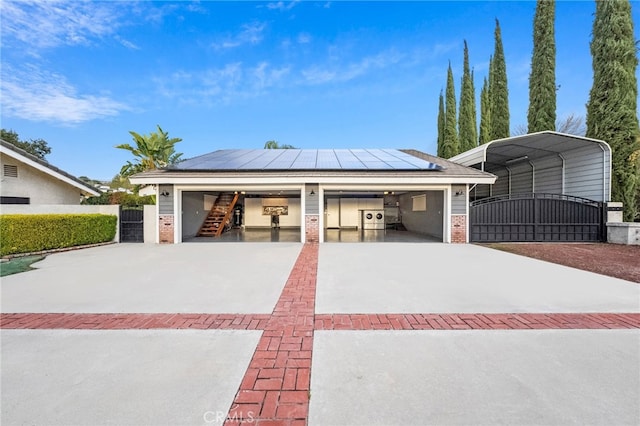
[451,185,467,214]
[158,184,174,243]
[1,153,84,204]
[305,184,319,242]
[144,205,156,243]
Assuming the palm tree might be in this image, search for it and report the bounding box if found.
[116,125,183,176]
[264,140,296,149]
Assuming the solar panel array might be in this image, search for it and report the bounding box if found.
[173,149,443,171]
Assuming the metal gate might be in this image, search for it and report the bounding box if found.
[470,193,606,242]
[120,206,144,243]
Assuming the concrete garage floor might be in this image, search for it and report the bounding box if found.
[1,242,639,425]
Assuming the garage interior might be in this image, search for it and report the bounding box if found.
[323,190,443,242]
[181,190,302,242]
[181,188,444,243]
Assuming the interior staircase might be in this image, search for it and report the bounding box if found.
[197,192,239,237]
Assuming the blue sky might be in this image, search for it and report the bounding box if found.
[1,1,638,181]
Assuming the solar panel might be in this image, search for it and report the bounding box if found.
[173,149,443,171]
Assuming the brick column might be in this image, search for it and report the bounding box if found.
[451,214,467,243]
[159,215,174,244]
[305,215,319,243]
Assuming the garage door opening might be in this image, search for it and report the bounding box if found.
[181,190,301,242]
[323,190,444,242]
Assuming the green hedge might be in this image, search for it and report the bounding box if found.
[0,214,117,256]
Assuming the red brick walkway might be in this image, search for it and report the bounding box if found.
[1,242,639,426]
[223,242,318,426]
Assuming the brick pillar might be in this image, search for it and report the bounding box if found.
[305,214,319,243]
[451,214,467,243]
[159,215,174,244]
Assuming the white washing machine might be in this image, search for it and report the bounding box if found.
[361,210,376,230]
[372,210,385,230]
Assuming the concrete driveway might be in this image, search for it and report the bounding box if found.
[2,242,639,426]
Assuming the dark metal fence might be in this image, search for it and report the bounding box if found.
[470,193,606,243]
[120,206,144,243]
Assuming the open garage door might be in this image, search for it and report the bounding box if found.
[470,193,606,242]
[323,190,444,242]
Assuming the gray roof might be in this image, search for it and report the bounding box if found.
[171,148,444,171]
[449,131,611,173]
[0,139,100,196]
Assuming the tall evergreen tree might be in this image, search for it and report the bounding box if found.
[586,0,639,221]
[479,76,491,145]
[489,19,510,140]
[437,90,445,157]
[442,63,459,158]
[459,40,478,152]
[528,0,556,133]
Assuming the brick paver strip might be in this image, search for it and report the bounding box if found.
[313,313,640,330]
[224,242,318,426]
[0,313,272,330]
[2,242,640,426]
[2,312,638,331]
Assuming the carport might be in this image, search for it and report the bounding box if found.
[130,148,495,244]
[450,131,611,242]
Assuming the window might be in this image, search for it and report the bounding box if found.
[3,164,18,178]
[0,196,30,204]
[412,194,426,211]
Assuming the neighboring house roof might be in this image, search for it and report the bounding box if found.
[449,131,611,173]
[130,148,495,185]
[0,139,100,196]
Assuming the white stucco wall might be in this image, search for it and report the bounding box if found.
[1,153,86,204]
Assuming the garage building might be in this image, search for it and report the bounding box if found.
[131,148,495,244]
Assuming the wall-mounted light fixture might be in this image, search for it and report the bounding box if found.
[309,189,316,196]
[160,191,170,197]
[455,190,465,196]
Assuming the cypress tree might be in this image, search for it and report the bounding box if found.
[489,19,510,140]
[479,76,491,145]
[443,63,459,158]
[437,90,445,157]
[528,0,556,133]
[459,40,478,152]
[586,0,639,221]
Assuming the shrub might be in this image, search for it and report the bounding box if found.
[0,214,117,256]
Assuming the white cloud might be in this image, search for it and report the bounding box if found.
[1,65,128,124]
[302,49,403,85]
[213,22,267,49]
[266,1,299,11]
[0,1,125,49]
[297,33,311,44]
[154,62,290,104]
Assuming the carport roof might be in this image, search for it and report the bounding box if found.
[449,131,611,172]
